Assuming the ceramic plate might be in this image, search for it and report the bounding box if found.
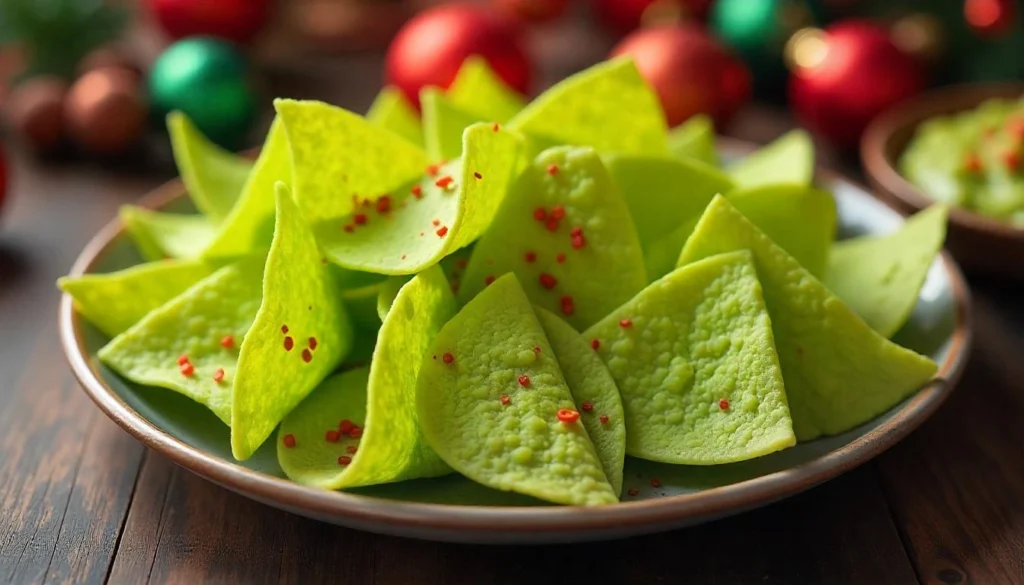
[59,138,972,544]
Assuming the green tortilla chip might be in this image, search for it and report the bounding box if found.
[313,123,521,275]
[98,257,265,425]
[677,196,938,440]
[728,184,837,277]
[584,251,795,464]
[59,259,216,337]
[366,87,424,147]
[203,117,290,259]
[231,184,355,460]
[604,153,734,280]
[535,308,626,494]
[274,99,429,223]
[728,129,814,188]
[376,276,410,321]
[119,205,218,261]
[668,114,718,167]
[167,112,253,222]
[446,56,525,123]
[421,87,482,160]
[459,146,647,330]
[417,273,617,506]
[825,204,948,338]
[508,57,667,156]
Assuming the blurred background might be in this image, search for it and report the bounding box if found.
[0,0,1021,200]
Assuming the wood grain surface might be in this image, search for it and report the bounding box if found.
[2,29,1023,585]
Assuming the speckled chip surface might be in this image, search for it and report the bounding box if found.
[459,146,647,330]
[677,196,938,440]
[585,251,795,464]
[417,274,618,506]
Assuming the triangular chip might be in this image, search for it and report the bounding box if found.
[459,146,647,330]
[59,259,216,337]
[507,57,667,156]
[119,206,217,261]
[535,308,626,494]
[421,87,482,160]
[366,86,425,147]
[825,204,948,338]
[98,257,264,425]
[668,114,718,167]
[728,184,837,277]
[417,274,617,505]
[167,112,253,222]
[728,129,814,188]
[677,196,938,440]
[231,184,355,460]
[446,56,526,123]
[584,251,795,464]
[312,123,521,275]
[274,99,429,223]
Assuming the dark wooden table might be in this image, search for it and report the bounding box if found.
[3,42,1024,584]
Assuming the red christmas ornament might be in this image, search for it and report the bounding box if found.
[609,25,751,127]
[591,0,712,35]
[964,0,1017,38]
[787,21,925,148]
[385,3,531,109]
[149,0,272,44]
[497,0,570,24]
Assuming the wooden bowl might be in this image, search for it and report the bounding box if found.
[861,83,1024,278]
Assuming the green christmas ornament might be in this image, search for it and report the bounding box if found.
[148,37,257,149]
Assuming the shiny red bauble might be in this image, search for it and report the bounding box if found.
[610,25,751,127]
[149,0,272,44]
[788,21,925,148]
[386,3,531,108]
[592,0,712,35]
[964,0,1017,38]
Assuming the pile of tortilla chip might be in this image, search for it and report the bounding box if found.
[59,56,948,506]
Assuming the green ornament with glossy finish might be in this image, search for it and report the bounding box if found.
[148,38,257,149]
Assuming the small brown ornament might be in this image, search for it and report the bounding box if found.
[4,76,68,152]
[64,67,147,155]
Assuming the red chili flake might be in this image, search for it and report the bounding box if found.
[493,123,500,132]
[283,434,296,448]
[518,375,531,387]
[420,232,424,237]
[569,226,582,236]
[473,172,482,179]
[177,354,190,366]
[650,478,661,488]
[435,175,454,189]
[339,419,355,434]
[375,196,392,213]
[571,233,586,250]
[1004,150,1021,171]
[524,251,537,263]
[539,273,557,289]
[362,198,372,208]
[442,352,455,364]
[550,205,566,220]
[338,455,352,466]
[179,362,194,377]
[484,275,495,286]
[309,337,318,350]
[590,338,600,350]
[353,213,368,226]
[220,335,234,349]
[545,217,560,232]
[432,218,440,226]
[556,253,566,264]
[581,401,594,412]
[213,368,225,383]
[963,152,983,174]
[411,185,423,199]
[343,224,354,233]
[557,408,580,423]
[425,164,440,176]
[281,325,289,334]
[533,207,547,221]
[627,487,639,496]
[533,345,541,354]
[284,336,294,351]
[436,226,449,237]
[500,394,511,405]
[326,429,341,442]
[719,398,730,411]
[599,414,609,424]
[346,445,358,454]
[457,258,468,269]
[302,349,313,363]
[547,164,559,176]
[619,318,633,328]
[560,295,574,316]
[349,427,363,439]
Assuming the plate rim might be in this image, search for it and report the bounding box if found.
[58,138,974,537]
